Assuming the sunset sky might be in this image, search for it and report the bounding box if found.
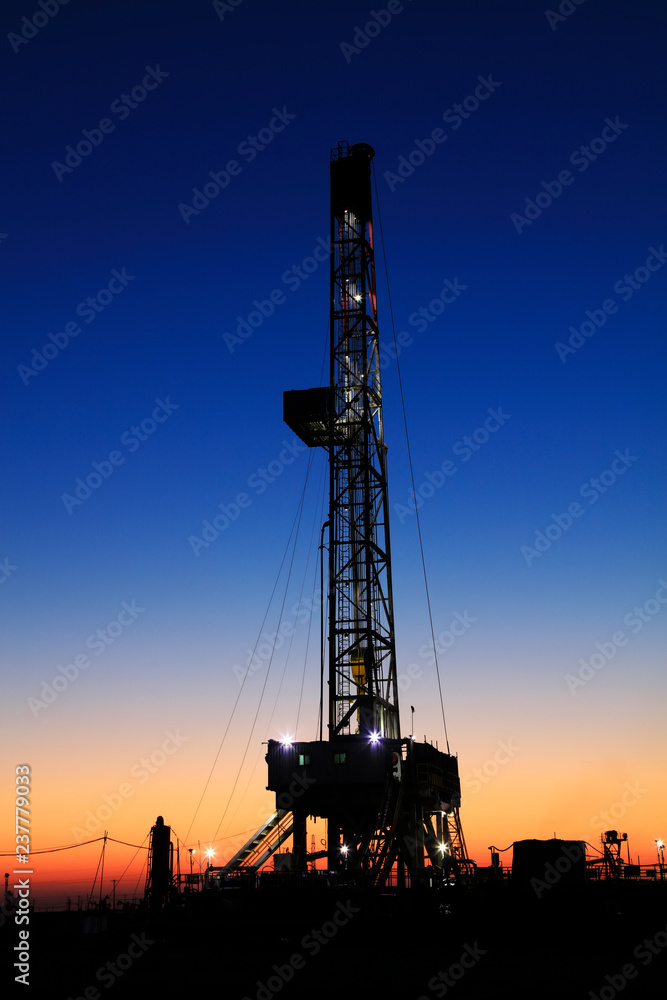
[2,0,666,906]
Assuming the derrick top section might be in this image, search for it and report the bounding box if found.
[330,140,375,161]
[330,140,375,223]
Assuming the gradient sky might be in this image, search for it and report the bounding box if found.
[2,0,666,906]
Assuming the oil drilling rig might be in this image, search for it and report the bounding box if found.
[219,141,468,887]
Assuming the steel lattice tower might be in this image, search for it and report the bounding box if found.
[327,140,399,741]
[260,141,467,882]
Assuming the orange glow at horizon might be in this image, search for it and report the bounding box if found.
[3,730,665,908]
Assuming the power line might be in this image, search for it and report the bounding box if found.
[0,836,149,857]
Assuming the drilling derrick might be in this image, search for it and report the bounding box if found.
[260,142,467,886]
[327,140,399,742]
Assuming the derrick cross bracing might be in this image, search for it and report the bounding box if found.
[260,141,466,885]
[327,141,399,742]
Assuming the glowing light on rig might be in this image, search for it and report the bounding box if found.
[369,731,380,745]
[280,735,294,747]
[439,843,449,854]
[341,845,349,855]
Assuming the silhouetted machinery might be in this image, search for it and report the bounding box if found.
[144,815,173,910]
[220,141,469,887]
[600,829,628,878]
[512,838,587,890]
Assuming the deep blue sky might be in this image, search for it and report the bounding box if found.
[2,0,666,871]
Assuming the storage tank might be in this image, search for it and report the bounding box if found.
[512,838,587,890]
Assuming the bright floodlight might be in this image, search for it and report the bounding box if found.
[341,845,348,855]
[439,843,449,854]
[369,731,380,745]
[657,839,664,849]
[280,735,293,747]
[205,848,215,859]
